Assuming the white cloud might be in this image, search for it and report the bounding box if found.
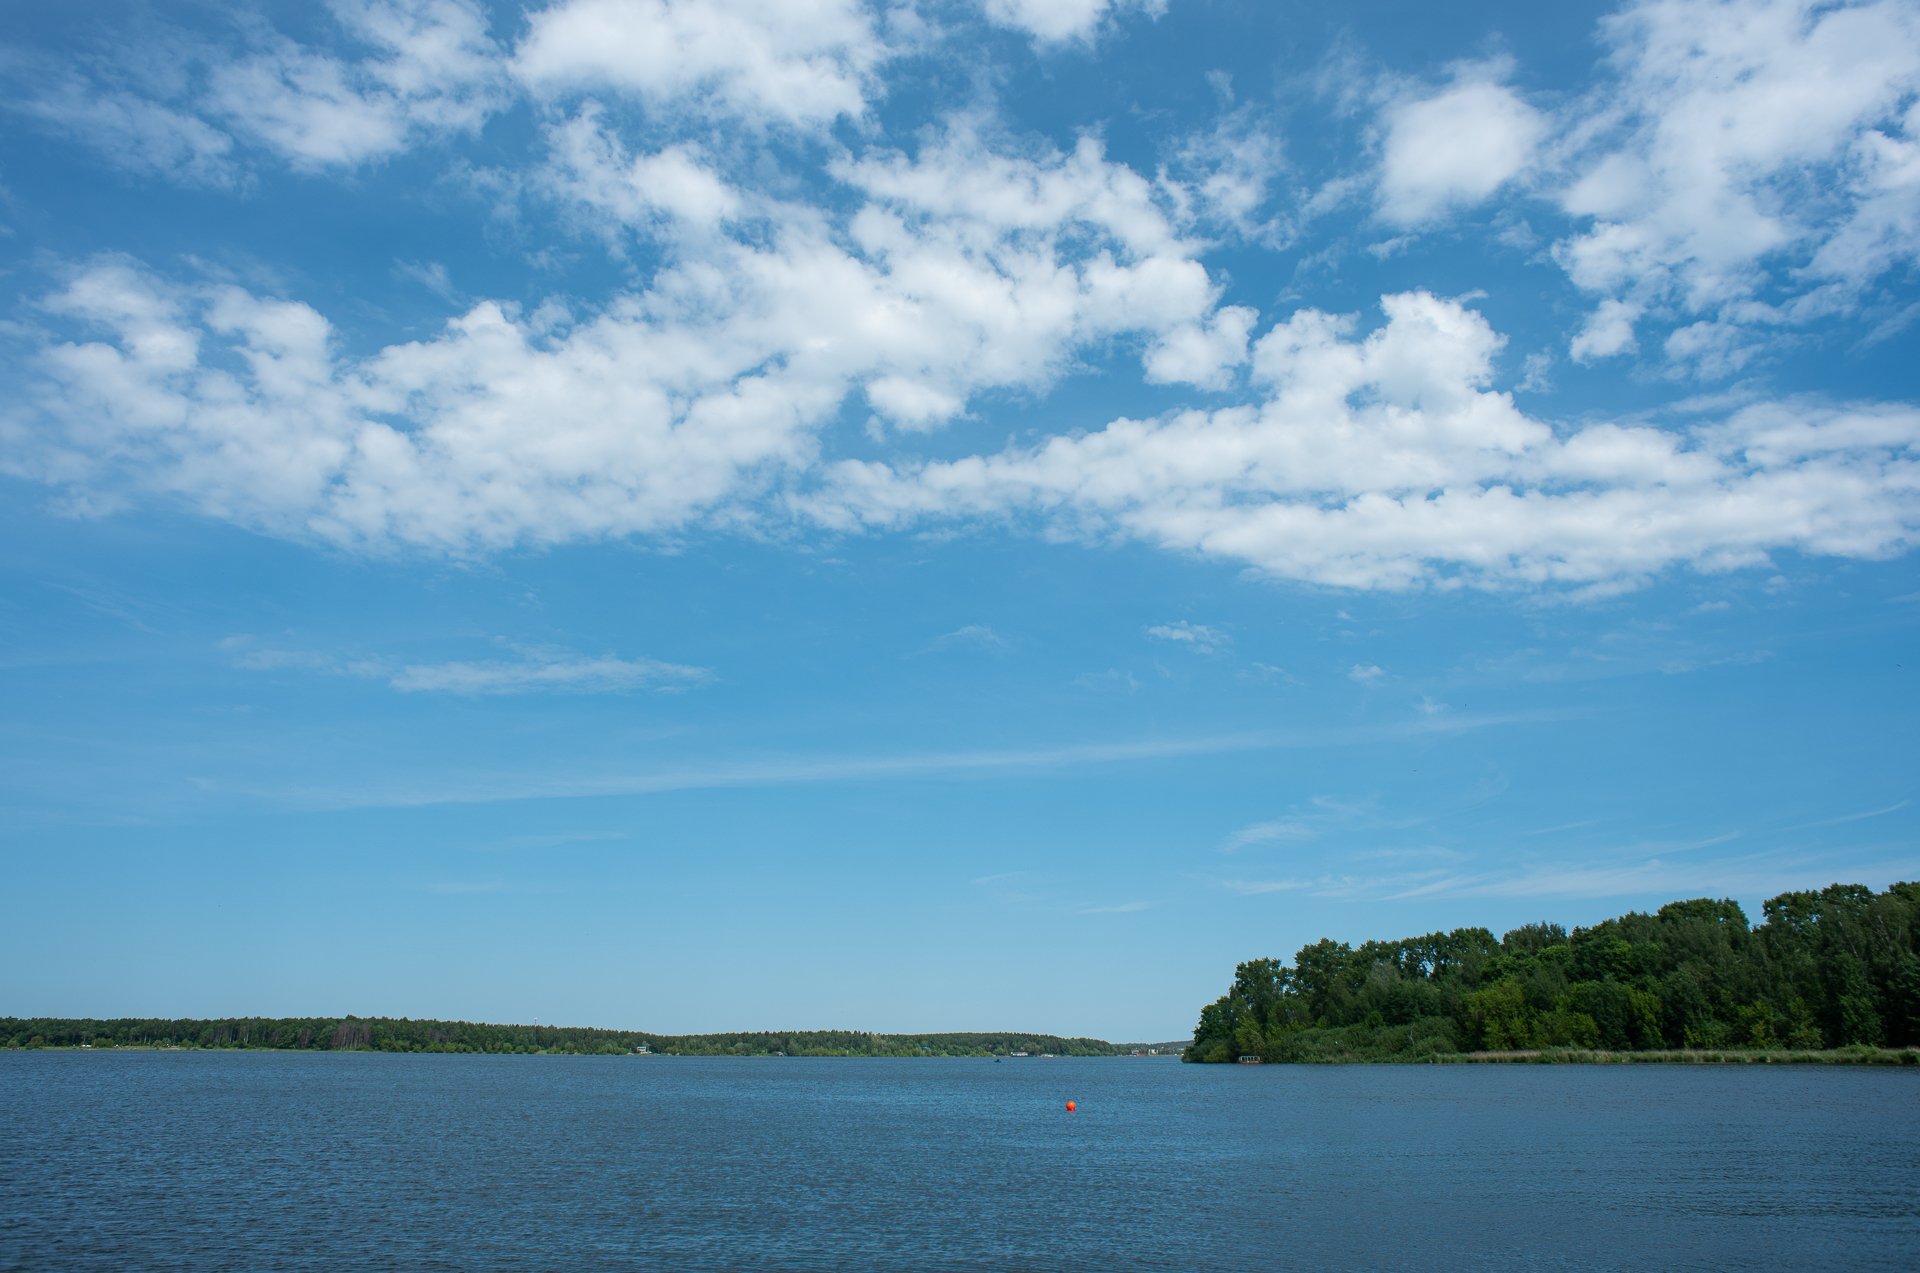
[390,652,708,694]
[1349,663,1386,684]
[1378,72,1546,226]
[814,290,1920,591]
[1551,0,1920,368]
[514,0,882,126]
[3,1,507,180]
[1569,298,1641,363]
[537,104,744,239]
[1146,621,1229,654]
[11,115,1241,545]
[1809,97,1920,284]
[1144,306,1256,389]
[8,76,239,187]
[20,265,1918,594]
[1663,319,1760,380]
[1161,101,1288,241]
[208,40,407,165]
[11,10,1920,602]
[981,0,1167,44]
[207,0,507,167]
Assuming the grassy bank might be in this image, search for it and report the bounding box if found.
[1429,1045,1920,1065]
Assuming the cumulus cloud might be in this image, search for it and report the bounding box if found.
[22,263,1913,593]
[536,103,744,241]
[1378,71,1546,226]
[1160,99,1288,241]
[7,119,1238,547]
[1569,298,1642,363]
[5,0,509,177]
[514,0,882,125]
[9,2,1920,602]
[13,258,810,548]
[815,291,1920,590]
[980,0,1167,44]
[1808,97,1920,284]
[1552,0,1920,368]
[207,0,507,167]
[1144,306,1257,389]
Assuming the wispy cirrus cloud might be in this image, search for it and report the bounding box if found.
[1221,819,1315,853]
[1074,899,1157,914]
[1779,799,1911,832]
[389,652,708,694]
[425,879,510,895]
[5,72,240,188]
[195,709,1560,812]
[1221,878,1313,895]
[1217,840,1913,907]
[926,624,1008,652]
[221,636,710,695]
[1386,849,1913,903]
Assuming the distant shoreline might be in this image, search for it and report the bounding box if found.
[11,1052,1182,1059]
[14,1045,1916,1066]
[2,1017,1186,1059]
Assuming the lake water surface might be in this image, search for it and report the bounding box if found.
[2,1051,1916,1269]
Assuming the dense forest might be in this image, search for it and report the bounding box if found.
[1188,882,1920,1062]
[0,1017,1127,1058]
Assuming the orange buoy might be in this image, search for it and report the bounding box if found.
[1065,1099,1077,1112]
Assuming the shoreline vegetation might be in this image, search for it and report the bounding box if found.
[1432,1046,1918,1065]
[1187,881,1920,1064]
[0,1019,1182,1058]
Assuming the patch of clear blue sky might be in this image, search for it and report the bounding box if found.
[5,490,1914,1037]
[1,0,1916,1038]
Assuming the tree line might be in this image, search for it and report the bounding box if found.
[0,1017,1121,1058]
[1187,881,1920,1062]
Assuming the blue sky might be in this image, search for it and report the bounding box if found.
[2,0,1917,1041]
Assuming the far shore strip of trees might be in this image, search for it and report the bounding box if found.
[1188,882,1920,1063]
[0,1019,1179,1058]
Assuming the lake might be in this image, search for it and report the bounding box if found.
[2,1052,1916,1269]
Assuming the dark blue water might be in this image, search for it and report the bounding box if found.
[2,1053,1916,1269]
